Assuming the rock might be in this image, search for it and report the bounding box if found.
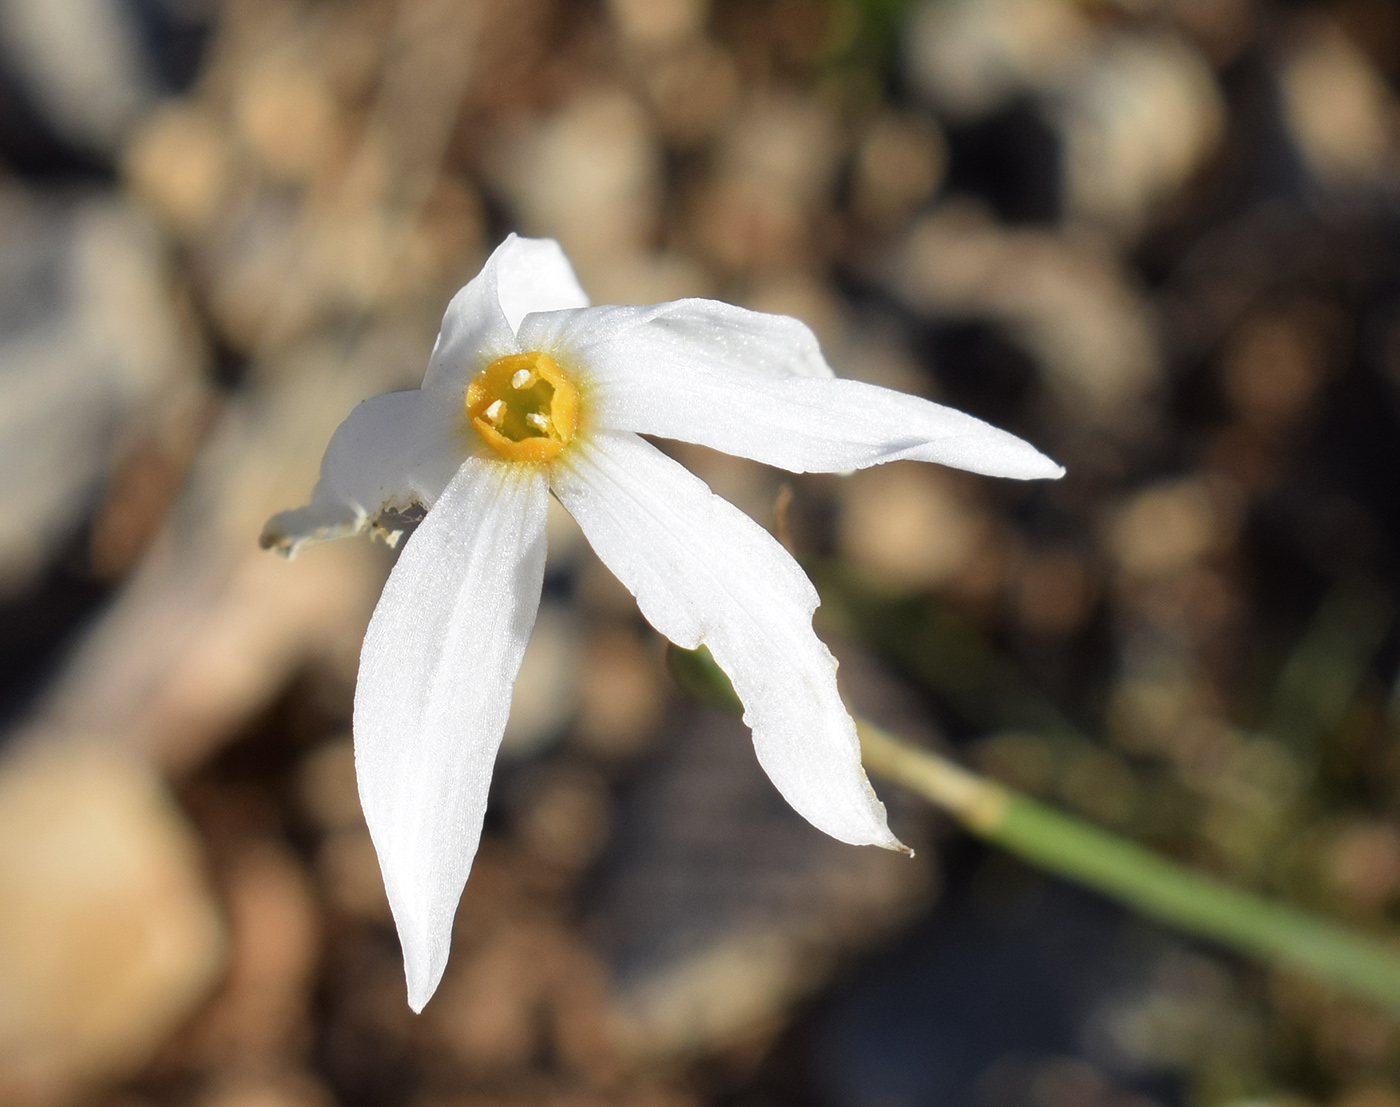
[179,843,319,1066]
[1060,34,1224,237]
[0,738,225,1107]
[0,188,203,597]
[1277,16,1398,189]
[691,91,841,275]
[574,627,666,757]
[905,0,1091,121]
[593,709,934,1061]
[887,205,1161,434]
[851,113,946,231]
[485,90,663,284]
[196,1069,334,1107]
[500,603,583,759]
[607,0,707,50]
[838,465,992,594]
[123,104,232,237]
[31,325,421,775]
[0,0,161,155]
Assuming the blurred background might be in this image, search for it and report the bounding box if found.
[1,0,1399,1105]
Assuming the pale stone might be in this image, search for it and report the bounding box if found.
[839,465,990,592]
[575,628,665,757]
[0,191,204,598]
[596,710,933,1061]
[852,113,946,229]
[906,0,1091,120]
[607,0,707,48]
[1060,34,1224,236]
[183,844,318,1064]
[500,604,583,759]
[0,0,157,153]
[124,105,232,236]
[0,739,225,1107]
[891,205,1161,431]
[1109,478,1236,579]
[486,90,662,267]
[1279,17,1398,187]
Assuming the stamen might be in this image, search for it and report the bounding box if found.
[464,351,580,464]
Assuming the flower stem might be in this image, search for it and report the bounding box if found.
[667,642,1400,1014]
[857,720,1400,1016]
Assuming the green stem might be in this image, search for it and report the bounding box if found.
[668,643,1400,1014]
[858,720,1400,1016]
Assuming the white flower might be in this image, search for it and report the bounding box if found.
[262,235,1063,1010]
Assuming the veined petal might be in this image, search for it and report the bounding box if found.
[551,431,903,851]
[260,389,464,558]
[520,300,1063,479]
[423,235,588,396]
[494,236,589,331]
[520,298,835,382]
[355,458,549,1011]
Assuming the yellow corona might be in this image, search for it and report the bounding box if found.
[465,351,579,463]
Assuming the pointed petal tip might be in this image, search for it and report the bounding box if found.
[257,523,295,559]
[866,808,911,855]
[384,874,453,1012]
[259,499,371,559]
[862,823,912,854]
[1032,445,1068,480]
[259,511,317,559]
[993,430,1066,480]
[356,462,551,1017]
[394,907,450,1013]
[405,969,440,1014]
[997,442,1066,482]
[839,814,911,855]
[488,233,590,332]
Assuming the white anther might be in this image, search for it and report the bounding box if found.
[525,412,550,431]
[484,400,505,423]
[511,368,533,389]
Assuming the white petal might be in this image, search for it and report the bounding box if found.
[260,390,464,558]
[520,298,834,381]
[354,458,549,1011]
[423,235,588,396]
[552,431,903,851]
[520,300,1064,479]
[493,236,589,331]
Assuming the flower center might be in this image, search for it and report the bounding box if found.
[465,351,579,463]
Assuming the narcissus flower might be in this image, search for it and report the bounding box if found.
[262,235,1063,1010]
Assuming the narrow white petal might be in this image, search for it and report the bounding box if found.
[520,298,834,381]
[423,235,589,396]
[260,389,464,557]
[421,257,514,397]
[493,236,589,331]
[520,300,1063,479]
[552,431,903,851]
[355,459,549,1011]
